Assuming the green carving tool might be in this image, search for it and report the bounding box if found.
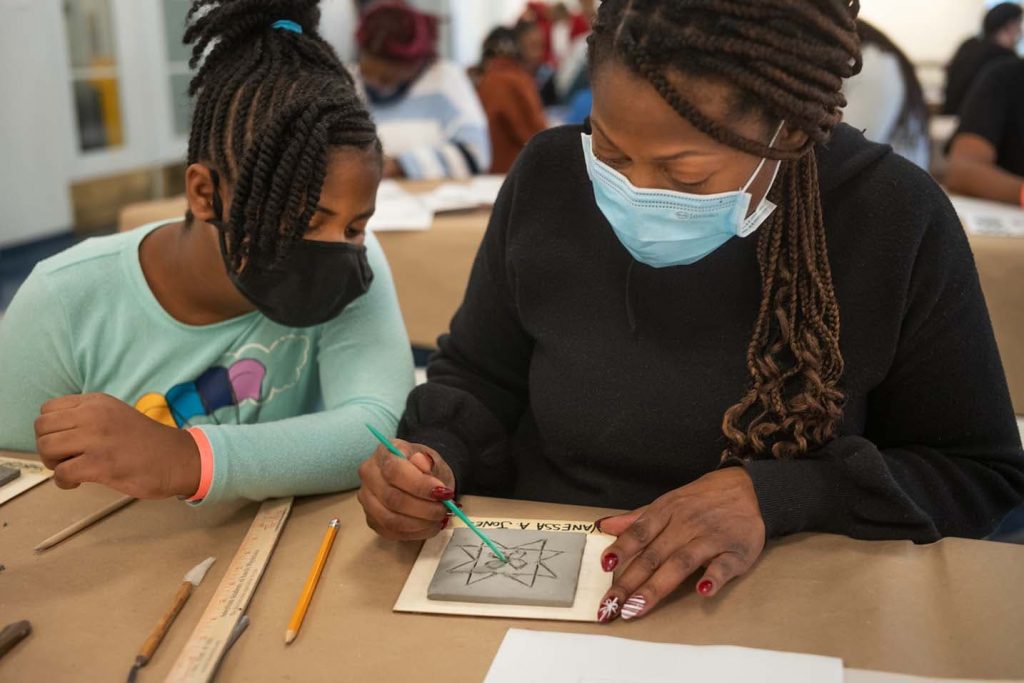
[365,423,508,563]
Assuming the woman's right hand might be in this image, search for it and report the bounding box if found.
[357,438,457,540]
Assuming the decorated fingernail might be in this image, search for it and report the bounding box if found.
[697,579,714,596]
[431,486,455,501]
[597,596,620,623]
[621,594,646,620]
[601,552,619,572]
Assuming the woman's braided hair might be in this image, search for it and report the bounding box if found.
[184,0,379,272]
[590,0,862,460]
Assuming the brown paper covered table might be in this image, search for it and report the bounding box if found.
[2,452,1023,682]
[967,233,1024,414]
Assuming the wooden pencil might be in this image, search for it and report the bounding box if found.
[284,518,339,645]
[34,494,135,552]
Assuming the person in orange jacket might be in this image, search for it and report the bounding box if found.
[476,27,549,173]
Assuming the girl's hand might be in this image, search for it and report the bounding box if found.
[595,468,766,623]
[34,393,200,499]
[358,438,456,540]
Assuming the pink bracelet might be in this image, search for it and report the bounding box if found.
[1019,183,1024,208]
[185,427,214,502]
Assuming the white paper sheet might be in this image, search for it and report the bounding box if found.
[0,455,53,506]
[949,194,1024,237]
[421,176,507,214]
[484,629,844,683]
[846,670,1021,683]
[468,175,506,206]
[422,183,484,213]
[367,180,434,232]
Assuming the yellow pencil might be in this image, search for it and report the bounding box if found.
[285,518,339,645]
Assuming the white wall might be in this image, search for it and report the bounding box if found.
[449,0,530,65]
[859,0,988,64]
[0,0,75,246]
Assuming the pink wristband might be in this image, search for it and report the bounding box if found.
[186,427,214,502]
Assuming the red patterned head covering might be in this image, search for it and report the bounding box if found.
[356,1,439,63]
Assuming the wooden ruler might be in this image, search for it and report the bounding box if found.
[165,497,293,683]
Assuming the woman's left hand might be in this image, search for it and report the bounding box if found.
[595,468,765,623]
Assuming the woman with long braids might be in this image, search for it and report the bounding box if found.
[0,0,413,503]
[359,0,1024,621]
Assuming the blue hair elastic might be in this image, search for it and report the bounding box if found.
[272,19,303,34]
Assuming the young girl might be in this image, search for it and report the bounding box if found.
[358,0,1024,622]
[0,0,414,504]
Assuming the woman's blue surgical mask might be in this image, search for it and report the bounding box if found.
[582,123,784,268]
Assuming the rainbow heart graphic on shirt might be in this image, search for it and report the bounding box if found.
[134,359,266,428]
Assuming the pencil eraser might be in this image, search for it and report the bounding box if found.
[0,465,21,487]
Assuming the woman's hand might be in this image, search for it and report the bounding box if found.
[595,468,765,623]
[34,393,200,499]
[358,438,456,540]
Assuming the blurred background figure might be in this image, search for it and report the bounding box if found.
[946,56,1024,205]
[548,2,590,67]
[352,0,490,179]
[843,20,931,169]
[944,2,1023,115]
[515,18,559,107]
[475,27,548,173]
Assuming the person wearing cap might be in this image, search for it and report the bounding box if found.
[351,1,490,179]
[943,2,1022,116]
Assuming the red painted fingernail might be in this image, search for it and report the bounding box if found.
[431,486,455,501]
[597,596,620,623]
[594,517,610,532]
[601,552,619,572]
[621,594,646,620]
[440,515,450,530]
[697,579,714,596]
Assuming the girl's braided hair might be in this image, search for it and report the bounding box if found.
[184,0,380,271]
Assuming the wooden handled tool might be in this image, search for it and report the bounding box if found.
[34,494,135,552]
[126,557,215,683]
[0,620,31,659]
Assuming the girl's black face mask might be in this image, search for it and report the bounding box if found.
[208,169,374,328]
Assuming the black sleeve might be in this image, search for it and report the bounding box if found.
[744,184,1024,542]
[955,58,1014,149]
[398,166,532,496]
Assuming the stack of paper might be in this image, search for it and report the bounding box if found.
[367,180,434,232]
[422,176,507,214]
[949,195,1024,237]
